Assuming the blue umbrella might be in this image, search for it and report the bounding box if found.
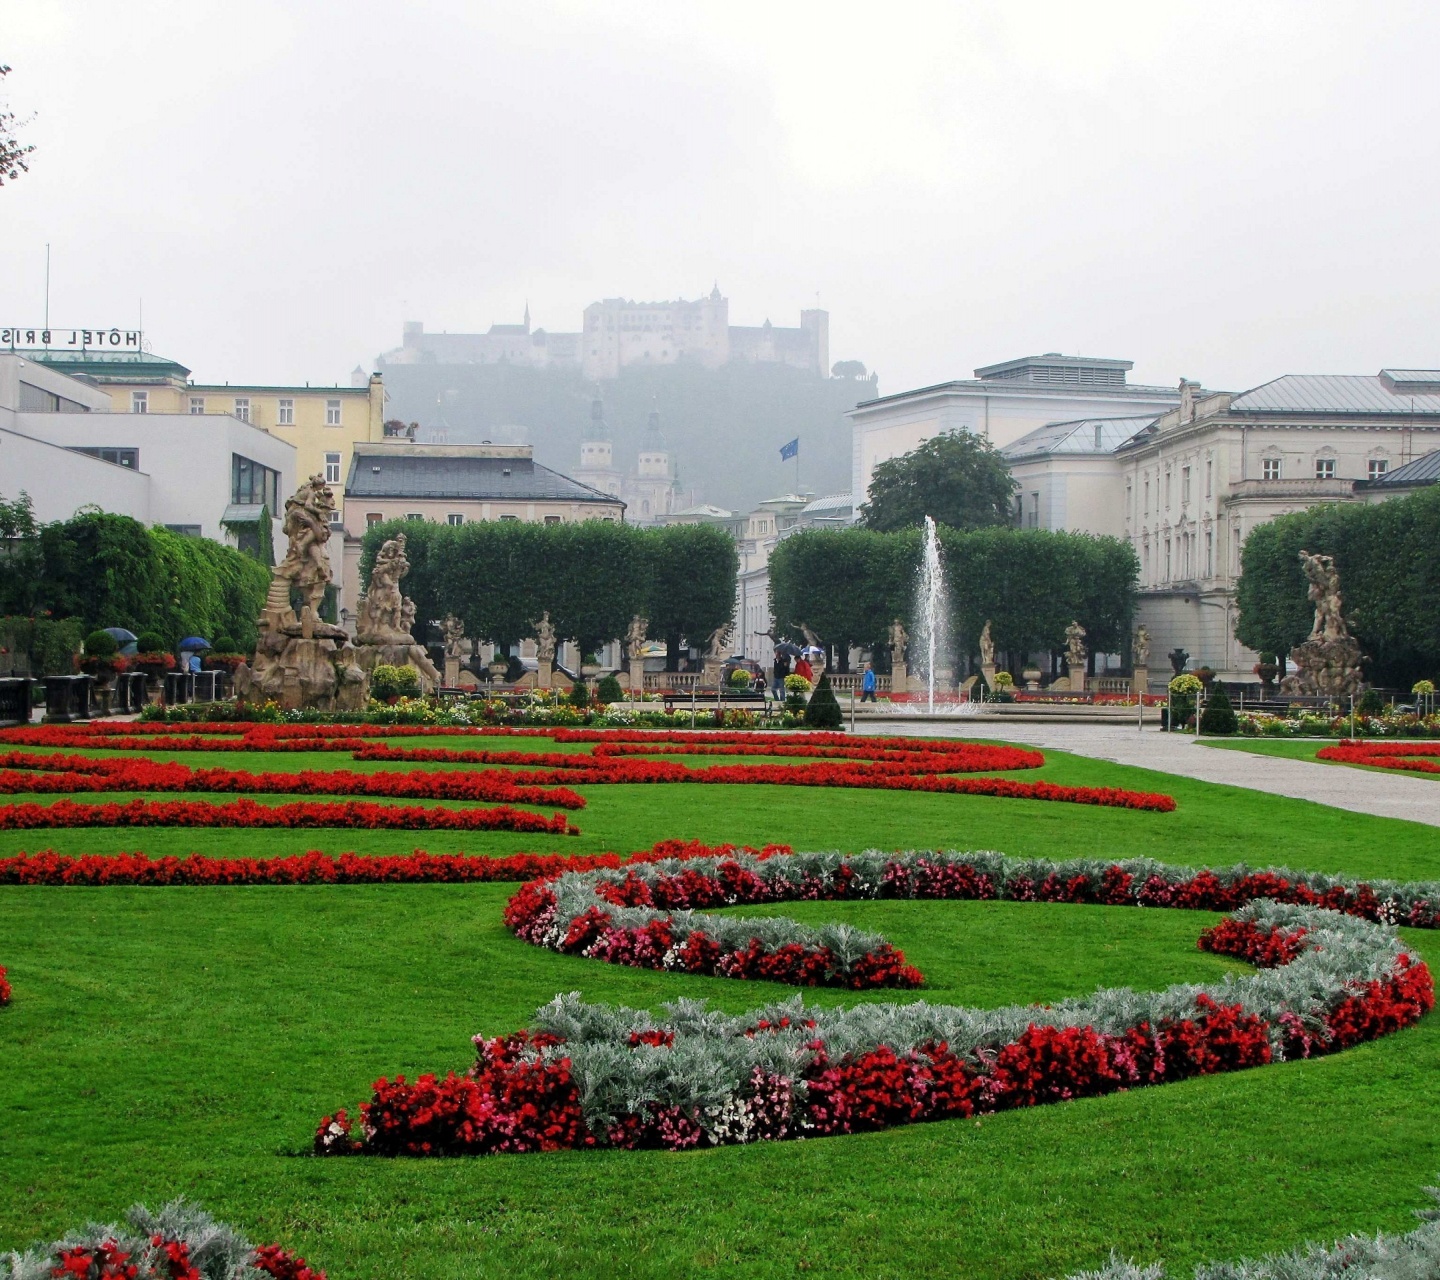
[179,636,212,651]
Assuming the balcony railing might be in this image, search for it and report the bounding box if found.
[1227,478,1355,501]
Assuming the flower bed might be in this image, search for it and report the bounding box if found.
[0,725,1178,813]
[0,1199,323,1279]
[0,964,10,1006]
[0,750,587,809]
[0,839,786,886]
[315,897,1432,1156]
[1238,710,1440,738]
[1317,740,1440,774]
[0,797,576,835]
[507,849,1440,991]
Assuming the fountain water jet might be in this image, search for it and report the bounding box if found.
[912,515,951,714]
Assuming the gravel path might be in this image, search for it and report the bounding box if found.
[857,720,1440,828]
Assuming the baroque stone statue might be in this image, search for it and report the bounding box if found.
[625,615,648,660]
[236,474,360,710]
[534,612,557,664]
[1065,620,1088,672]
[706,620,735,661]
[357,534,413,645]
[441,614,466,659]
[1282,550,1365,697]
[888,619,908,660]
[1133,624,1150,666]
[978,619,995,667]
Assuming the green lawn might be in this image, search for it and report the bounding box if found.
[1,734,1437,1279]
[1202,736,1440,779]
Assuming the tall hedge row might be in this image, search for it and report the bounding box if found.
[768,525,1138,667]
[358,519,737,661]
[1236,486,1440,688]
[0,503,268,646]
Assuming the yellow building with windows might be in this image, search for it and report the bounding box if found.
[33,350,386,521]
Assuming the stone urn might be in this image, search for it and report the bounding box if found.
[1022,666,1042,692]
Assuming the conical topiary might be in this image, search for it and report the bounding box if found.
[803,671,844,729]
[1198,685,1238,735]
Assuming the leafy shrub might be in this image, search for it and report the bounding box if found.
[135,631,167,655]
[370,664,421,700]
[1198,686,1238,735]
[212,633,238,654]
[802,672,844,728]
[569,681,590,709]
[83,630,118,658]
[596,674,624,704]
[1357,687,1385,716]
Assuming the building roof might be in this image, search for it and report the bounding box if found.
[346,446,621,505]
[801,492,854,515]
[1002,415,1160,459]
[31,350,192,383]
[852,373,1178,413]
[1364,448,1440,487]
[1228,374,1440,415]
[671,503,734,519]
[973,354,1133,385]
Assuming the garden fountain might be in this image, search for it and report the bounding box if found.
[912,515,951,715]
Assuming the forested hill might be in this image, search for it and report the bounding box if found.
[373,359,878,513]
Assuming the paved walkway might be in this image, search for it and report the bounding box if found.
[857,720,1440,827]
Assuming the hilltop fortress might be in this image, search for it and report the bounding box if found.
[378,286,829,380]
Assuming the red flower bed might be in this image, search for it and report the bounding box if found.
[0,839,788,886]
[1318,742,1440,774]
[316,919,1432,1156]
[0,964,10,1006]
[0,724,1178,812]
[0,750,587,809]
[0,797,576,835]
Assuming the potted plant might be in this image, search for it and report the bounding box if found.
[1194,666,1216,687]
[1167,673,1203,731]
[1253,652,1279,696]
[77,630,128,712]
[370,663,421,704]
[1020,665,1042,691]
[783,673,812,715]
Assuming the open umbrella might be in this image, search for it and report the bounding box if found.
[103,627,138,656]
[178,637,212,651]
[773,641,803,659]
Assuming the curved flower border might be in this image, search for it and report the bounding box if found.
[316,894,1432,1157]
[506,849,1440,990]
[1319,740,1440,775]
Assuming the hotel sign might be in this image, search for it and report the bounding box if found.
[2,326,144,351]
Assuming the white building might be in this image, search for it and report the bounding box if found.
[0,353,295,545]
[1001,370,1440,681]
[848,354,1180,506]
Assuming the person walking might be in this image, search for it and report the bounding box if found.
[772,647,792,698]
[794,653,814,684]
[861,662,877,703]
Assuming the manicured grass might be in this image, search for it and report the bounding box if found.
[1203,737,1440,779]
[1,732,1437,1279]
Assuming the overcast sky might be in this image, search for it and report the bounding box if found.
[4,1,1439,396]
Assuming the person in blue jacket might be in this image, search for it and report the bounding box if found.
[861,662,877,702]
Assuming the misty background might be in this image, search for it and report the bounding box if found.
[4,1,1440,511]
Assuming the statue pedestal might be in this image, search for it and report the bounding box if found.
[1070,670,1087,694]
[627,660,646,693]
[537,659,553,689]
[892,661,907,695]
[702,660,724,688]
[1132,665,1149,696]
[981,663,997,689]
[444,655,461,687]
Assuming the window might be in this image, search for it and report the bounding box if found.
[1205,458,1213,497]
[326,399,342,426]
[366,512,384,527]
[1143,478,1150,514]
[1164,538,1172,581]
[1262,457,1282,480]
[69,445,139,469]
[234,397,251,422]
[498,514,520,522]
[324,452,341,484]
[19,381,89,413]
[131,391,148,414]
[447,513,464,526]
[544,514,562,525]
[1125,481,1133,517]
[1315,457,1336,480]
[1142,538,1150,579]
[230,453,280,510]
[329,508,343,525]
[278,399,295,425]
[1369,458,1389,480]
[189,396,205,415]
[1028,492,1039,528]
[163,524,202,537]
[405,512,424,522]
[1205,530,1214,578]
[1163,470,1171,508]
[1181,466,1191,503]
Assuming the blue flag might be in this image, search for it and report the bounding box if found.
[779,436,799,461]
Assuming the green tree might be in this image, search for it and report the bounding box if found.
[645,524,739,671]
[0,66,35,186]
[860,431,1017,533]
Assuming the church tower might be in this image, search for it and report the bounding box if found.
[628,406,681,521]
[576,394,622,498]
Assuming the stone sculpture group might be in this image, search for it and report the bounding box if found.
[236,476,438,710]
[1282,549,1365,697]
